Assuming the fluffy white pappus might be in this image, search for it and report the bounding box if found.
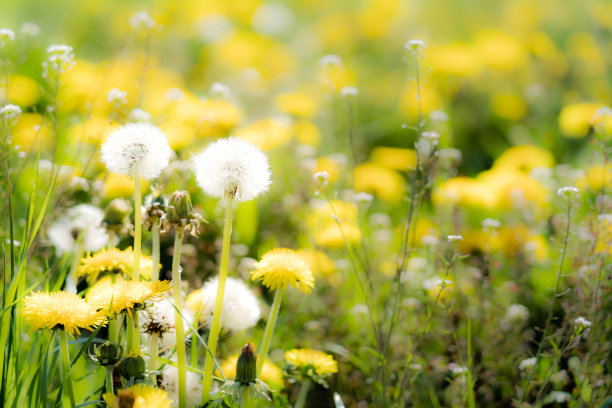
[48,204,109,255]
[100,123,172,180]
[196,276,261,331]
[193,137,271,202]
[139,297,194,350]
[161,361,202,408]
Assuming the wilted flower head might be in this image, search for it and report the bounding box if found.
[47,204,109,255]
[139,297,194,349]
[193,137,271,202]
[161,190,205,235]
[101,123,172,180]
[129,11,156,30]
[185,276,261,331]
[42,44,75,79]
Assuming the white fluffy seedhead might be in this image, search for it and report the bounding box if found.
[193,137,271,202]
[139,298,194,350]
[161,360,202,407]
[198,276,261,331]
[48,204,109,255]
[100,123,172,180]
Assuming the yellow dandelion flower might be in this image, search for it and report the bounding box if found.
[493,145,554,173]
[354,162,405,203]
[103,383,172,408]
[285,349,338,376]
[274,92,318,118]
[78,247,157,282]
[22,291,106,336]
[86,278,172,316]
[251,248,314,294]
[218,355,284,388]
[370,146,417,171]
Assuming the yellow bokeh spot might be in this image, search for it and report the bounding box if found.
[427,43,480,77]
[370,147,417,171]
[491,93,526,120]
[474,30,527,71]
[293,120,321,146]
[558,102,605,138]
[104,173,149,199]
[12,113,53,151]
[576,164,612,192]
[493,145,554,173]
[315,157,341,183]
[7,75,40,107]
[354,162,405,203]
[67,117,117,145]
[274,93,317,118]
[235,117,292,150]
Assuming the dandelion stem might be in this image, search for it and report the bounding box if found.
[201,195,235,403]
[105,366,114,395]
[148,333,159,379]
[133,169,142,281]
[59,330,75,408]
[295,379,311,408]
[66,240,82,294]
[172,227,187,408]
[241,385,253,408]
[257,288,284,377]
[151,220,160,282]
[108,318,117,344]
[126,314,134,353]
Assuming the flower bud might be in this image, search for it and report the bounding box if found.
[162,190,205,235]
[92,342,123,366]
[235,342,257,384]
[118,354,146,380]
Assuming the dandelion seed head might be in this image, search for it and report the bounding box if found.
[101,123,172,180]
[504,303,529,324]
[139,298,193,349]
[193,137,271,202]
[48,204,109,255]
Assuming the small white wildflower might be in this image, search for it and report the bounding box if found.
[350,304,369,315]
[251,2,294,35]
[319,54,343,69]
[449,364,468,377]
[193,137,271,202]
[409,363,422,371]
[42,44,76,79]
[421,131,439,142]
[439,148,462,164]
[518,357,536,371]
[196,14,233,42]
[353,192,373,203]
[545,391,571,404]
[140,298,193,350]
[296,145,316,158]
[504,304,529,324]
[370,213,391,227]
[423,277,452,291]
[166,87,184,102]
[313,171,329,186]
[415,138,432,158]
[0,28,15,43]
[107,88,128,105]
[129,11,156,30]
[592,106,612,135]
[339,86,359,98]
[0,104,21,123]
[429,110,449,122]
[101,123,172,180]
[557,186,579,199]
[421,234,440,246]
[161,360,202,407]
[574,316,592,328]
[482,218,501,230]
[209,82,231,99]
[19,22,40,37]
[129,108,151,123]
[404,39,426,54]
[47,204,109,255]
[447,235,463,244]
[190,277,261,331]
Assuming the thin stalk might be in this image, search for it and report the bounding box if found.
[295,379,311,408]
[519,202,572,403]
[132,313,140,356]
[172,228,187,408]
[148,334,159,374]
[201,195,235,403]
[151,220,160,282]
[108,318,117,344]
[257,288,284,377]
[241,386,253,408]
[126,314,134,354]
[59,330,75,408]
[133,169,142,280]
[105,366,114,395]
[65,241,83,294]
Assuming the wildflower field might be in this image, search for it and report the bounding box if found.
[1,0,612,407]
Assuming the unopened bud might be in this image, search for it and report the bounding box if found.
[236,342,257,384]
[118,354,146,380]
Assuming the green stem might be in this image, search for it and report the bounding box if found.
[133,170,142,281]
[148,333,159,377]
[172,228,187,408]
[108,318,117,344]
[241,385,253,408]
[257,288,284,377]
[151,220,160,282]
[295,379,311,408]
[66,241,83,294]
[127,314,134,354]
[201,195,235,403]
[132,313,140,355]
[59,330,75,408]
[105,366,114,395]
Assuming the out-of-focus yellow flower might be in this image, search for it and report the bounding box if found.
[185,289,205,319]
[296,249,339,287]
[251,248,315,293]
[400,85,443,118]
[357,0,402,39]
[491,93,526,120]
[60,60,102,114]
[23,291,105,336]
[479,169,550,212]
[317,13,359,51]
[86,277,172,316]
[493,145,554,173]
[497,226,548,262]
[427,43,480,77]
[12,113,53,150]
[198,99,243,138]
[7,75,40,107]
[315,157,340,184]
[370,147,417,171]
[103,173,149,199]
[423,277,453,301]
[409,218,439,247]
[432,177,496,210]
[319,57,357,93]
[559,102,601,138]
[589,2,612,29]
[309,201,361,249]
[235,117,292,150]
[78,248,156,282]
[161,120,195,150]
[275,93,317,118]
[528,32,567,78]
[354,162,405,203]
[577,164,612,192]
[67,117,117,145]
[285,349,338,377]
[218,355,284,388]
[475,30,527,71]
[567,33,605,67]
[103,383,172,408]
[315,223,362,249]
[293,120,321,146]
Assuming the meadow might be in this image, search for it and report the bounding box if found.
[0,0,611,407]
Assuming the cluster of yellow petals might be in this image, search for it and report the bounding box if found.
[250,248,314,294]
[78,247,157,282]
[22,291,106,336]
[285,349,338,376]
[103,383,172,408]
[86,276,172,316]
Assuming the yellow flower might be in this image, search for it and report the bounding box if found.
[11,113,53,151]
[314,223,362,249]
[296,249,335,277]
[558,102,601,138]
[577,164,612,191]
[474,30,527,71]
[427,42,480,77]
[285,349,338,376]
[86,278,172,316]
[493,145,554,173]
[218,355,284,388]
[274,92,317,118]
[370,147,417,171]
[432,177,496,210]
[103,383,172,408]
[7,74,40,107]
[22,291,105,336]
[491,93,526,120]
[104,173,149,199]
[184,289,206,319]
[354,162,405,203]
[251,248,314,294]
[308,200,362,248]
[235,117,293,151]
[293,120,321,146]
[78,248,157,282]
